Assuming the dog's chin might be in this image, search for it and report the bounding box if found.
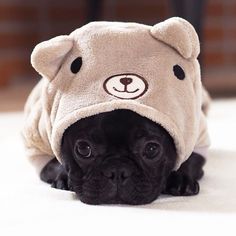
[73,179,163,205]
[77,193,160,205]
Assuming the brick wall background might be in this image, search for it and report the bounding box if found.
[0,0,235,96]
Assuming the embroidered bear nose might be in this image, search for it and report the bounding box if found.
[120,77,133,86]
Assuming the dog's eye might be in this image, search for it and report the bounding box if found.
[173,65,185,80]
[70,57,82,74]
[74,141,92,158]
[143,142,162,160]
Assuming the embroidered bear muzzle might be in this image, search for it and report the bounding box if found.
[103,73,148,99]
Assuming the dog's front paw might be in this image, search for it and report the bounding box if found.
[51,172,69,190]
[163,171,199,196]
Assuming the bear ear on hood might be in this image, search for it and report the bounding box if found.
[150,17,200,59]
[31,35,73,79]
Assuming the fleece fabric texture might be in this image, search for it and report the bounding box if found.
[22,17,210,173]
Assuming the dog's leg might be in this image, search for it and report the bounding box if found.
[163,153,205,196]
[40,158,70,190]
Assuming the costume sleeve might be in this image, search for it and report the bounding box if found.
[193,86,211,157]
[22,79,54,174]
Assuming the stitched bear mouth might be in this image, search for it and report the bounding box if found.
[113,86,139,93]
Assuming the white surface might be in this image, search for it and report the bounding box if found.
[0,99,236,235]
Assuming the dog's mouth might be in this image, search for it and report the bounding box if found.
[73,174,160,205]
[76,188,159,205]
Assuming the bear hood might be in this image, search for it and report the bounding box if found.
[23,17,210,170]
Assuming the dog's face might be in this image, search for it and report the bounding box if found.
[61,109,176,205]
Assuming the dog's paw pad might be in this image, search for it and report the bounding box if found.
[164,172,199,196]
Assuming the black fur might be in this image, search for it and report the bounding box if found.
[40,109,205,205]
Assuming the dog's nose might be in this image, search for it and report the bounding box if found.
[102,166,132,184]
[120,77,133,86]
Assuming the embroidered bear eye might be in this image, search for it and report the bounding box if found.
[70,57,82,74]
[173,65,185,80]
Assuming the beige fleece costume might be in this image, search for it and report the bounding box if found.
[22,17,210,173]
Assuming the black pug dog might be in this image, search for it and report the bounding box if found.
[40,109,205,205]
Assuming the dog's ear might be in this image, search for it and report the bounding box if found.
[31,35,73,79]
[150,17,200,59]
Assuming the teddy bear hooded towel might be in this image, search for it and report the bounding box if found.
[22,17,210,173]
